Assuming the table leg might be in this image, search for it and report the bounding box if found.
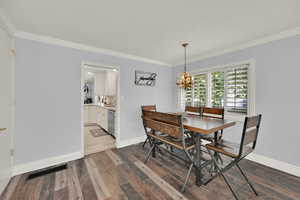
[213,131,223,168]
[195,134,203,186]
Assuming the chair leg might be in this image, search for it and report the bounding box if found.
[142,137,149,148]
[181,163,194,193]
[235,163,258,196]
[219,172,239,200]
[207,149,239,200]
[144,144,155,164]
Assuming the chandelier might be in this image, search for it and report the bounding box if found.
[176,43,193,90]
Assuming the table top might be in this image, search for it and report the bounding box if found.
[183,114,236,135]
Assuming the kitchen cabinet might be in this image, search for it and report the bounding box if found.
[84,105,114,135]
[104,71,117,96]
[84,105,97,124]
[97,107,108,131]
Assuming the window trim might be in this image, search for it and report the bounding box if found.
[183,59,256,121]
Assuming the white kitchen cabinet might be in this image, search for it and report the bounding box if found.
[104,71,117,96]
[97,107,108,131]
[89,106,97,123]
[84,105,109,131]
[84,105,98,124]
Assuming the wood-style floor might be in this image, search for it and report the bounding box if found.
[1,143,300,200]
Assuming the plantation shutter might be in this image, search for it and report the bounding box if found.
[192,74,207,107]
[185,74,207,106]
[225,64,249,114]
[185,86,193,106]
[211,71,225,107]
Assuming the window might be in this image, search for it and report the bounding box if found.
[185,74,207,107]
[211,71,225,107]
[225,65,248,114]
[184,63,250,115]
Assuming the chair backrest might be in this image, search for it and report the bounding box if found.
[238,114,262,157]
[201,107,224,119]
[185,106,201,115]
[142,110,183,139]
[141,105,157,111]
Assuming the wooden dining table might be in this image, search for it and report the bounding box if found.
[182,114,236,186]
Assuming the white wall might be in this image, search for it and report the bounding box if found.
[14,38,173,166]
[173,35,300,167]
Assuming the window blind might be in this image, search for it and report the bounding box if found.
[192,74,207,107]
[211,71,225,107]
[185,74,207,106]
[183,63,249,114]
[185,85,193,106]
[225,64,249,114]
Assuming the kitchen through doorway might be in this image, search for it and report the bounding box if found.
[81,63,120,155]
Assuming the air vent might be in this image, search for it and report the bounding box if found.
[27,164,68,180]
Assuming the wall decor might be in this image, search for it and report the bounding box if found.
[135,70,157,86]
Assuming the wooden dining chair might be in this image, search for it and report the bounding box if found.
[204,114,262,200]
[185,106,201,115]
[201,107,224,119]
[141,105,157,148]
[141,105,157,112]
[201,107,225,141]
[141,110,197,192]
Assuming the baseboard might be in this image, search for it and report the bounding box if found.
[246,153,300,177]
[116,135,146,148]
[13,151,83,176]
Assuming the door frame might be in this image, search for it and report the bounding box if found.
[80,62,121,156]
[0,25,15,194]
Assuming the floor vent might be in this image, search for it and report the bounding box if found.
[27,164,68,180]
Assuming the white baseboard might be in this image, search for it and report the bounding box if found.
[246,153,300,177]
[116,135,146,148]
[13,152,83,176]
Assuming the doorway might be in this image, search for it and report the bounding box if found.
[81,63,120,155]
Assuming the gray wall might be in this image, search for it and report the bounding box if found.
[173,35,300,166]
[15,38,173,165]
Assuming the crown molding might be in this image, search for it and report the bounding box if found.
[0,9,16,36]
[14,31,172,67]
[173,27,300,66]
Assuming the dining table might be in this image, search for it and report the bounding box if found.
[182,114,236,186]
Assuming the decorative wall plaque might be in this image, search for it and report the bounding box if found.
[135,70,157,86]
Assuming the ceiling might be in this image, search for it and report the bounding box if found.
[1,0,300,65]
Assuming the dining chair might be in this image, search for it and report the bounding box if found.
[204,114,262,200]
[201,107,224,119]
[141,105,157,148]
[141,105,157,112]
[184,106,201,146]
[185,106,201,115]
[141,110,197,192]
[201,107,225,141]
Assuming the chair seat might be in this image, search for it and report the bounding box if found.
[206,140,253,158]
[148,133,195,150]
[201,136,214,142]
[147,130,167,136]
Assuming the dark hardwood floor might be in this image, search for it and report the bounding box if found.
[1,143,300,200]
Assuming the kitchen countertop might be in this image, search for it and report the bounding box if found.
[84,104,116,111]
